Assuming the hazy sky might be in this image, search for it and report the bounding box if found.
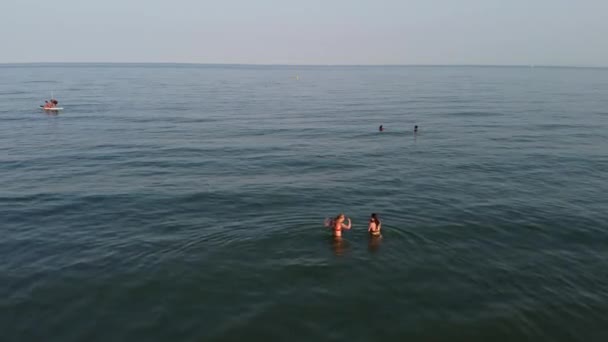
[2,0,607,66]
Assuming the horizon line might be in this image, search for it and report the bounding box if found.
[1,62,607,69]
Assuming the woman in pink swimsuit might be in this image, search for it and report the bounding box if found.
[325,213,351,238]
[334,214,352,237]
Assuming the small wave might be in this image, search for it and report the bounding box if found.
[533,123,579,130]
[0,91,27,96]
[24,80,59,84]
[442,111,504,117]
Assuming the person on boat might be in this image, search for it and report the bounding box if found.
[326,213,351,238]
[379,125,384,132]
[368,213,381,236]
[43,100,55,109]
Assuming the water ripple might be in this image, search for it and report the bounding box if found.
[1,65,608,341]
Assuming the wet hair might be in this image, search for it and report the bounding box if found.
[370,213,380,225]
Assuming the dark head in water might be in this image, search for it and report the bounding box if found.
[414,125,418,132]
[379,125,384,132]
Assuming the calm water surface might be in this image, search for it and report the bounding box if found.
[1,64,608,341]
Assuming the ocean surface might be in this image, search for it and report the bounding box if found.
[1,64,607,341]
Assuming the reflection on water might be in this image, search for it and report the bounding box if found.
[331,236,348,256]
[368,235,382,253]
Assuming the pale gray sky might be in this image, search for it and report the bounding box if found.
[1,0,607,66]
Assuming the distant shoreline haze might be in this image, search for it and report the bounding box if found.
[3,1,607,67]
[1,63,607,69]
